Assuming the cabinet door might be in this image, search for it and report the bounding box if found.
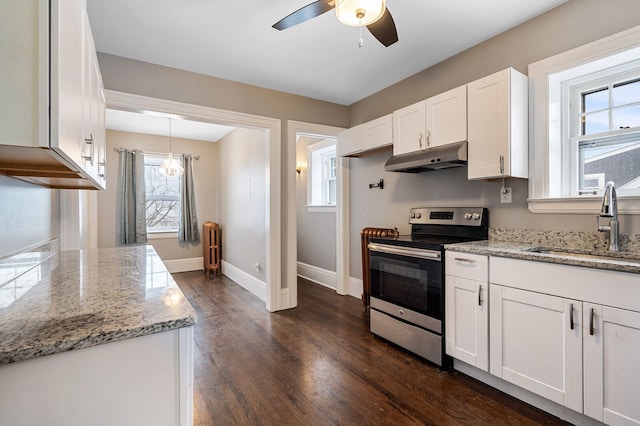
[467,68,528,180]
[425,85,467,148]
[489,285,582,412]
[337,125,362,157]
[362,114,392,151]
[393,100,426,155]
[50,0,86,170]
[584,304,640,424]
[445,275,488,370]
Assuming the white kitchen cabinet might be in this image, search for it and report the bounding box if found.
[467,68,528,180]
[488,255,640,422]
[425,85,467,149]
[583,304,640,425]
[393,85,467,156]
[0,0,105,189]
[445,253,489,371]
[489,284,583,412]
[393,99,427,155]
[337,114,392,157]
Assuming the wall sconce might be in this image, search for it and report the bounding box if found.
[296,166,302,174]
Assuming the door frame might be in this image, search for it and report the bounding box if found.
[286,121,347,307]
[104,90,283,312]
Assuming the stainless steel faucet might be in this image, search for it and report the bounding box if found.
[597,181,619,252]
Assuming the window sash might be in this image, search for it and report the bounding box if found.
[144,153,181,232]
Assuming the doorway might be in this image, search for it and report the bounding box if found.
[104,90,284,312]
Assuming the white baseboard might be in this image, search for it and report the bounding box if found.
[297,262,336,289]
[221,260,266,301]
[453,360,601,426]
[163,257,203,273]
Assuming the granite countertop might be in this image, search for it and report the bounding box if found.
[0,245,197,364]
[446,240,640,274]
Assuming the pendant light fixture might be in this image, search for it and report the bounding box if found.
[336,0,386,27]
[159,118,184,177]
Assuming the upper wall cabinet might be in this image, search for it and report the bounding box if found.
[393,85,467,156]
[467,68,528,180]
[0,0,106,190]
[337,114,392,157]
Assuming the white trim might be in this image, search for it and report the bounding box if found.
[528,196,640,214]
[347,276,363,300]
[163,257,203,273]
[147,232,178,240]
[286,121,346,307]
[106,90,282,312]
[221,260,267,301]
[336,157,350,296]
[306,205,336,213]
[528,25,640,213]
[297,261,336,289]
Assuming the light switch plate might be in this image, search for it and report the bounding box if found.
[500,187,512,203]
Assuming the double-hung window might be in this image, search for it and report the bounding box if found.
[144,153,181,233]
[569,72,640,197]
[307,139,337,211]
[529,26,640,213]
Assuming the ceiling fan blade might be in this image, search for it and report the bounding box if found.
[272,0,335,31]
[366,8,398,47]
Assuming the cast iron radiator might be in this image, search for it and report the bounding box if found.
[203,221,221,277]
[360,227,399,311]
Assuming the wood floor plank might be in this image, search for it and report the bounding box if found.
[173,272,570,425]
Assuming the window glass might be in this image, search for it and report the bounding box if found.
[307,139,337,207]
[144,153,181,232]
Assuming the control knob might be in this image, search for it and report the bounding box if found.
[415,212,422,219]
[472,212,481,220]
[410,212,416,218]
[464,213,472,220]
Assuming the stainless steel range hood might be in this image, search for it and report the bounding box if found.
[384,141,468,173]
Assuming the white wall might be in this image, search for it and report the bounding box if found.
[217,128,267,282]
[296,136,337,272]
[97,129,219,261]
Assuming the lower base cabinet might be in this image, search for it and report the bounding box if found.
[446,254,640,425]
[0,327,194,426]
[489,284,583,412]
[583,304,640,424]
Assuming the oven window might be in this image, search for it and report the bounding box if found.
[370,251,442,319]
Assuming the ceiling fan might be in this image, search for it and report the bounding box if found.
[272,0,398,47]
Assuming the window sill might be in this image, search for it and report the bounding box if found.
[147,231,178,240]
[528,196,640,214]
[306,205,336,214]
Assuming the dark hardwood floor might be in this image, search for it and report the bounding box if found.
[173,271,569,426]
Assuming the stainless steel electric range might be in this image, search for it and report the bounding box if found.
[368,207,489,367]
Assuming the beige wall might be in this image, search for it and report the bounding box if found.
[343,0,640,279]
[97,129,219,261]
[217,128,267,282]
[0,176,59,258]
[296,136,337,273]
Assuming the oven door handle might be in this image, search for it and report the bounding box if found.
[368,243,441,260]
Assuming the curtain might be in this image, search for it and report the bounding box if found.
[118,149,147,244]
[179,154,200,242]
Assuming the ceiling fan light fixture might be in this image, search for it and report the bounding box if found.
[336,0,385,27]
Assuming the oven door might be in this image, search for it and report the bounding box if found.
[368,243,443,322]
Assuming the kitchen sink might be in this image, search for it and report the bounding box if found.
[525,247,640,264]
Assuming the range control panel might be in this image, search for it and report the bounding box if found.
[409,207,486,226]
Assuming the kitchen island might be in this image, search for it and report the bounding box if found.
[0,243,197,426]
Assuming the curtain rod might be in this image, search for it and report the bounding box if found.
[113,147,200,160]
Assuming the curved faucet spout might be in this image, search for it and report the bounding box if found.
[597,181,619,252]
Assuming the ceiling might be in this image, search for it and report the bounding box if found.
[106,109,234,142]
[86,0,567,106]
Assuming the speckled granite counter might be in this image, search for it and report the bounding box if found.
[0,245,197,364]
[446,239,640,274]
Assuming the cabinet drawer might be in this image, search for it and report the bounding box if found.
[445,252,488,281]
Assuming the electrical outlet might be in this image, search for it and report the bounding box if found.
[500,187,512,204]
